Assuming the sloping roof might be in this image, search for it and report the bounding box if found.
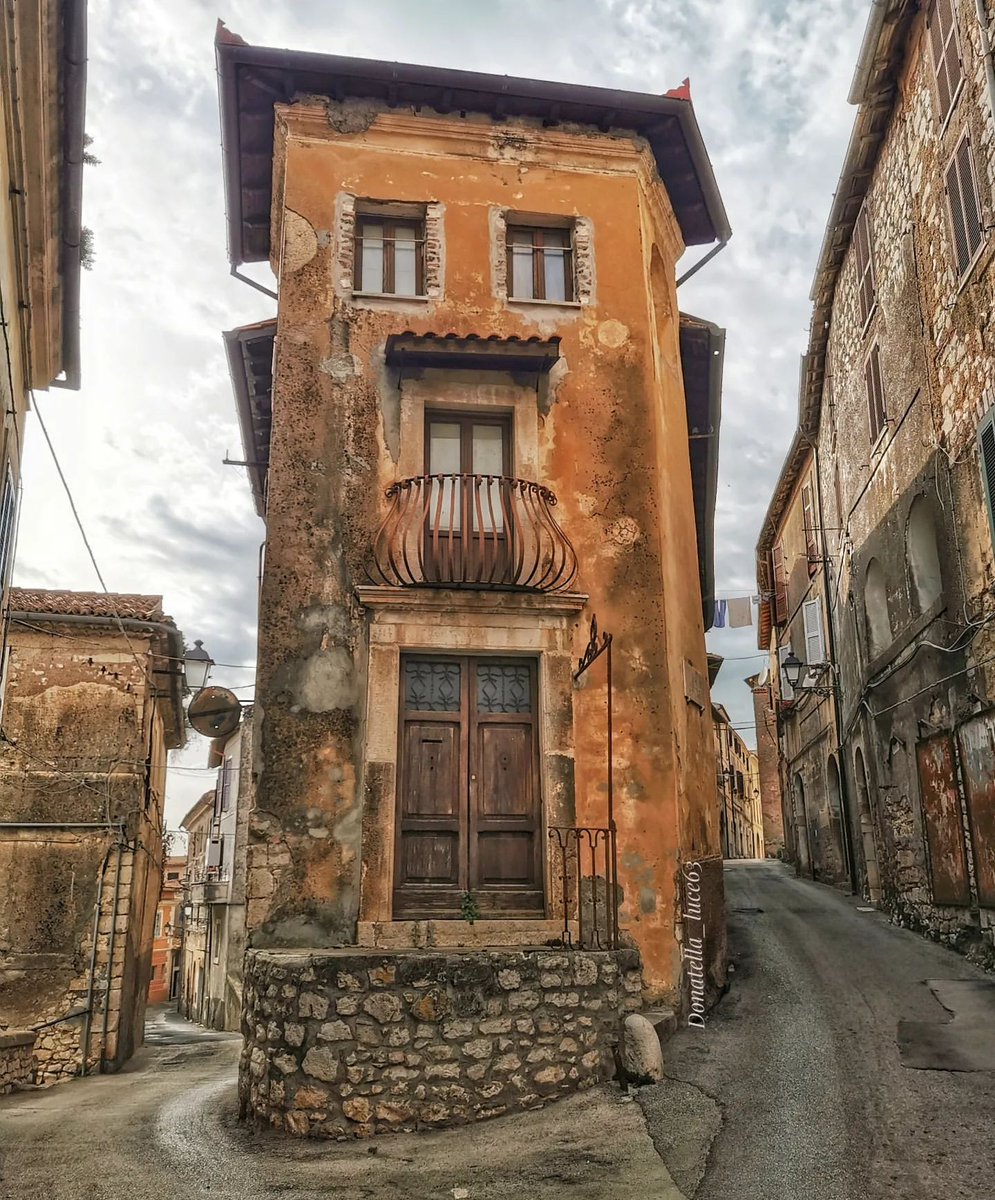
[754,0,917,647]
[215,23,731,267]
[180,790,216,834]
[680,313,725,632]
[223,319,276,518]
[8,587,164,621]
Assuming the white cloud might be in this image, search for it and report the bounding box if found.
[15,0,869,822]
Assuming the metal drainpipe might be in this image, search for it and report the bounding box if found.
[976,0,995,117]
[811,439,859,895]
[79,845,113,1077]
[99,836,126,1071]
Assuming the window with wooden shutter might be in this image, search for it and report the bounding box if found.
[854,205,875,326]
[928,0,964,124]
[979,408,995,549]
[801,481,819,573]
[865,344,886,443]
[945,135,985,277]
[803,597,826,666]
[772,542,787,626]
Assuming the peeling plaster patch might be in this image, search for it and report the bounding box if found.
[319,354,360,381]
[282,209,318,274]
[298,607,350,640]
[538,359,568,418]
[324,99,380,135]
[608,517,640,546]
[597,320,629,349]
[639,886,657,914]
[294,647,358,714]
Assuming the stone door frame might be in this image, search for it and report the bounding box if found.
[355,586,586,949]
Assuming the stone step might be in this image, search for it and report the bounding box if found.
[643,1007,677,1048]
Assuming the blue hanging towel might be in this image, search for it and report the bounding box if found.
[713,599,727,628]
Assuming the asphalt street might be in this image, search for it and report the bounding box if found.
[0,1007,681,1199]
[641,860,995,1200]
[2,865,994,1199]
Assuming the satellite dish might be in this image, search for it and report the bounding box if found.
[188,686,242,738]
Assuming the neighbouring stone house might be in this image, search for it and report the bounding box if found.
[0,589,185,1080]
[746,668,785,858]
[147,853,185,1005]
[217,25,730,1134]
[758,0,995,964]
[0,3,87,655]
[711,702,764,861]
[178,722,251,1031]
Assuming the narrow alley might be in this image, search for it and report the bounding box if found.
[2,864,992,1199]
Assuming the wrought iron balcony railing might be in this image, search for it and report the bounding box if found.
[367,473,578,593]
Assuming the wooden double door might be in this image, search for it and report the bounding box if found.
[393,654,544,919]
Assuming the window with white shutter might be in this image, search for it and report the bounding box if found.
[928,0,964,124]
[979,407,995,549]
[945,135,985,277]
[772,542,787,625]
[803,597,826,667]
[854,205,876,327]
[0,466,18,589]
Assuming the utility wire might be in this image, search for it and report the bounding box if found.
[30,394,151,684]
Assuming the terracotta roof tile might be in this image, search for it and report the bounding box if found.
[8,588,165,622]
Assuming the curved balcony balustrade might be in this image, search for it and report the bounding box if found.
[367,473,578,593]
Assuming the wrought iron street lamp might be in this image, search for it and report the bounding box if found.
[183,639,214,693]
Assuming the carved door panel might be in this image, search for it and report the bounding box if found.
[394,656,543,919]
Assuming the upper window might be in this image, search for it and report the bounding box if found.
[354,215,424,296]
[865,344,886,443]
[928,0,964,124]
[979,406,995,549]
[772,541,787,626]
[802,596,826,666]
[801,480,819,574]
[507,225,574,302]
[865,557,892,656]
[907,496,943,613]
[945,135,984,278]
[854,205,876,327]
[0,465,18,590]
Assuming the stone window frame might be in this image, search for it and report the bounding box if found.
[336,194,445,301]
[492,208,595,308]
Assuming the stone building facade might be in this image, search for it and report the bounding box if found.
[217,28,730,1132]
[178,722,252,1031]
[712,704,764,860]
[147,854,185,1005]
[746,669,786,858]
[758,0,995,963]
[0,3,86,645]
[0,589,185,1080]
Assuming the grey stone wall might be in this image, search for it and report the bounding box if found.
[240,947,642,1137]
[0,1030,35,1093]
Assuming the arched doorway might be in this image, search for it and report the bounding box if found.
[792,773,812,877]
[826,755,855,888]
[853,748,881,901]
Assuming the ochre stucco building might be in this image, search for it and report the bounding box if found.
[218,27,729,1134]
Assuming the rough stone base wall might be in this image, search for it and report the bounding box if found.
[0,1031,36,1093]
[240,947,642,1137]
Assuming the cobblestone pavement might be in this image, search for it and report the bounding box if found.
[640,860,995,1200]
[0,1006,682,1199]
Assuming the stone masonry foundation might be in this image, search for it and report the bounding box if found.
[0,1030,36,1094]
[239,946,642,1136]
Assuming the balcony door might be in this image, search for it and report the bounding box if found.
[425,412,512,585]
[393,655,543,919]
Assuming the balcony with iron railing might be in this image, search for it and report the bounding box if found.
[367,473,578,593]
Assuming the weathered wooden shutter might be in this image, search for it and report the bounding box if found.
[929,0,963,122]
[801,481,819,569]
[979,407,995,548]
[854,206,875,325]
[772,542,787,625]
[865,345,886,442]
[946,136,984,276]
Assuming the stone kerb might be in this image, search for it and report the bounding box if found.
[0,1029,37,1095]
[239,946,643,1137]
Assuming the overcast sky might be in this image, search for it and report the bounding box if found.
[15,0,869,829]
